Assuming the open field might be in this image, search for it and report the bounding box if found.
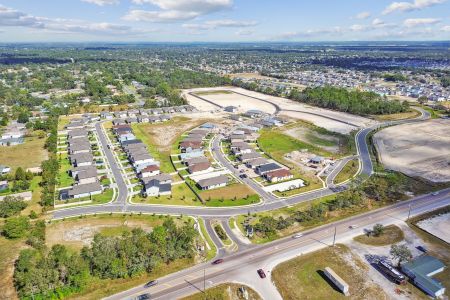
[200,183,259,206]
[373,109,420,121]
[374,119,450,182]
[272,244,387,300]
[184,86,377,134]
[181,283,261,300]
[353,224,404,246]
[134,182,200,206]
[0,237,24,300]
[132,116,211,173]
[46,214,189,250]
[0,136,48,171]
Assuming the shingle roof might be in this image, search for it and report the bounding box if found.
[197,175,229,189]
[68,182,102,196]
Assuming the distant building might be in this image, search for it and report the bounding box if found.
[224,106,238,113]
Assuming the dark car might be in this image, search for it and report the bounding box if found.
[257,269,266,278]
[417,245,428,253]
[240,174,247,179]
[144,280,158,288]
[137,293,151,300]
[212,259,224,265]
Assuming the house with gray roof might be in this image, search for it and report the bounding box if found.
[197,175,229,190]
[75,167,98,184]
[67,182,102,199]
[238,151,262,162]
[256,163,283,175]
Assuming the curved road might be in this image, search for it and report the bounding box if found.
[53,107,430,220]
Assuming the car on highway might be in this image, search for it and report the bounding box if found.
[136,293,151,300]
[349,225,358,229]
[212,259,224,265]
[239,174,247,179]
[292,233,303,239]
[144,280,158,288]
[431,191,439,196]
[417,245,428,253]
[257,269,266,278]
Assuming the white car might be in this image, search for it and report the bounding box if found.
[292,233,303,239]
[431,191,439,196]
[349,225,358,229]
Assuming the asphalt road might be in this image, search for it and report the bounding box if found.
[52,107,431,220]
[106,189,450,300]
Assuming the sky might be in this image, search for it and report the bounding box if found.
[0,0,449,42]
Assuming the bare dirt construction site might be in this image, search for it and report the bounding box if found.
[416,212,450,244]
[183,87,377,134]
[374,119,450,183]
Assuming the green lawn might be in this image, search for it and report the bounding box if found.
[181,283,261,300]
[199,218,217,260]
[132,124,175,173]
[334,159,359,184]
[354,224,404,246]
[0,135,48,172]
[57,153,74,188]
[134,182,200,206]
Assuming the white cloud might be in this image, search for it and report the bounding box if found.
[81,0,119,6]
[0,5,151,36]
[403,18,441,27]
[124,0,233,23]
[355,11,371,19]
[349,24,367,31]
[235,29,254,36]
[183,19,257,30]
[372,18,385,26]
[383,0,447,14]
[441,25,450,31]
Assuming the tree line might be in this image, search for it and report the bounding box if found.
[12,218,197,299]
[251,173,409,239]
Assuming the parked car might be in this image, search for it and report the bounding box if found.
[292,233,303,239]
[144,280,158,288]
[417,245,428,253]
[257,269,266,278]
[212,259,224,265]
[239,174,247,179]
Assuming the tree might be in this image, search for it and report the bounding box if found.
[418,96,428,105]
[2,216,30,239]
[0,196,27,218]
[372,223,384,237]
[390,244,412,266]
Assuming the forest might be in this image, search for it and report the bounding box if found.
[13,218,197,299]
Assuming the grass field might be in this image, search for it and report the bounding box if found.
[181,283,261,300]
[199,218,217,260]
[0,136,48,171]
[194,90,233,96]
[197,182,260,207]
[373,109,420,121]
[134,182,201,206]
[57,152,74,188]
[353,224,404,246]
[334,159,359,184]
[0,237,24,300]
[272,244,386,300]
[132,123,175,173]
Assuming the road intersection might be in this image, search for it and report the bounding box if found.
[51,99,441,299]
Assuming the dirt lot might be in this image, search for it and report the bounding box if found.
[374,119,450,182]
[46,215,178,250]
[183,87,376,134]
[182,283,261,300]
[283,126,341,153]
[416,212,450,244]
[0,135,48,171]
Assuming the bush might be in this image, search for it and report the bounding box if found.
[2,216,30,239]
[0,196,28,218]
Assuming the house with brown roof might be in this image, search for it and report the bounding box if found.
[139,165,160,178]
[264,169,293,183]
[188,161,212,174]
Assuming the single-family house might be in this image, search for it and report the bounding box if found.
[142,174,172,197]
[256,163,282,175]
[180,140,202,153]
[264,169,293,183]
[245,158,269,169]
[184,156,209,166]
[188,161,212,174]
[238,151,262,162]
[139,165,160,178]
[70,152,94,167]
[197,175,229,190]
[67,182,102,199]
[75,167,98,184]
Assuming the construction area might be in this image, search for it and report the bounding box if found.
[374,119,450,183]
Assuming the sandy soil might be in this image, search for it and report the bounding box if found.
[374,119,450,182]
[346,223,427,300]
[183,87,377,134]
[416,213,450,244]
[46,219,155,250]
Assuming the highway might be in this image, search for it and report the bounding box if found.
[106,189,450,300]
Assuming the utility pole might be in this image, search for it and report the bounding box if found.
[332,226,337,246]
[203,268,206,295]
[407,204,412,221]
